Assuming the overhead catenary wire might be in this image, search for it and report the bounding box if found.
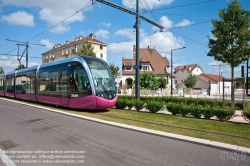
[151,0,216,12]
[27,1,95,42]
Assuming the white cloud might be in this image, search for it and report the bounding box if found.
[1,11,34,26]
[108,41,134,54]
[141,31,184,52]
[153,16,173,30]
[100,22,111,28]
[122,0,174,9]
[40,39,54,49]
[0,55,39,73]
[108,31,184,55]
[0,0,91,33]
[95,29,109,38]
[115,28,135,39]
[175,19,193,27]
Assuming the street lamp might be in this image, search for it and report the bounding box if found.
[171,47,186,95]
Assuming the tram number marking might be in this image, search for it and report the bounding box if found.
[71,94,79,98]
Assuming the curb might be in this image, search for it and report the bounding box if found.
[1,97,250,156]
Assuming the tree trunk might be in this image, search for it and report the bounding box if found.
[231,66,235,108]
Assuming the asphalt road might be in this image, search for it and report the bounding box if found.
[0,98,249,166]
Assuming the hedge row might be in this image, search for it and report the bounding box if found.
[115,99,235,121]
[243,107,250,122]
[117,95,247,110]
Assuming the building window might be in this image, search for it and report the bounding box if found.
[142,65,150,71]
[125,67,132,71]
[100,54,103,58]
[100,45,103,50]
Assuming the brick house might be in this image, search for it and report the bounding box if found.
[122,45,170,89]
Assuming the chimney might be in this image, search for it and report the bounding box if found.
[89,33,96,39]
[75,37,79,41]
[79,35,83,40]
[66,40,70,44]
[133,45,136,59]
[148,45,150,49]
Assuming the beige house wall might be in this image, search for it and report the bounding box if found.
[42,35,107,64]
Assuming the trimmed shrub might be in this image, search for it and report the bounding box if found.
[214,107,235,121]
[190,104,202,118]
[179,103,190,117]
[115,99,127,109]
[166,102,180,115]
[125,99,134,110]
[243,107,250,122]
[146,101,164,113]
[202,106,214,119]
[134,100,145,111]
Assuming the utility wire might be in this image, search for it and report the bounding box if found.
[3,1,95,56]
[151,0,216,11]
[27,1,94,42]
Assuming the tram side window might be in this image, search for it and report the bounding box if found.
[69,65,90,93]
[16,74,27,94]
[6,75,14,92]
[49,69,59,96]
[38,70,49,95]
[30,72,36,94]
[0,78,3,90]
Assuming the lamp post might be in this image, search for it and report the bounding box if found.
[171,47,186,95]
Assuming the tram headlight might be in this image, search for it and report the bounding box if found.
[108,94,112,99]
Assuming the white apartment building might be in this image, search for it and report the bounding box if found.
[41,34,107,63]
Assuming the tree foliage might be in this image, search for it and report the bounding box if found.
[184,74,197,89]
[78,39,96,57]
[207,0,250,107]
[109,63,120,78]
[140,71,159,90]
[0,67,4,74]
[158,77,166,90]
[14,64,26,71]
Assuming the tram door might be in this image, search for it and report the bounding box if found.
[60,67,69,106]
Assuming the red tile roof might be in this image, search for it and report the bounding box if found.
[175,64,203,73]
[122,47,170,76]
[197,73,227,84]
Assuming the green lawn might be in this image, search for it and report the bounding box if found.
[56,108,250,148]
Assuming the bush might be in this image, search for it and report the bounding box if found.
[214,107,235,121]
[115,99,127,109]
[166,102,180,115]
[179,103,190,117]
[243,107,250,122]
[134,100,145,111]
[190,104,202,118]
[146,101,164,113]
[202,106,214,119]
[125,99,134,110]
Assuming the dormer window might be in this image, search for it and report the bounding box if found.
[125,66,132,71]
[141,65,150,71]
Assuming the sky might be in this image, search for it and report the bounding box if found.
[0,0,249,79]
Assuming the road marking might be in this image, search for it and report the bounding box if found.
[0,148,16,166]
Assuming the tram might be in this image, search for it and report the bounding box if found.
[0,56,117,110]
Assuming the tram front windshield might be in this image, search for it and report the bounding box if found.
[86,59,116,93]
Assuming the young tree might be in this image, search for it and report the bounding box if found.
[207,0,250,107]
[109,63,120,78]
[184,74,197,95]
[158,77,166,91]
[78,39,96,57]
[140,71,159,90]
[0,67,4,74]
[14,64,26,70]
